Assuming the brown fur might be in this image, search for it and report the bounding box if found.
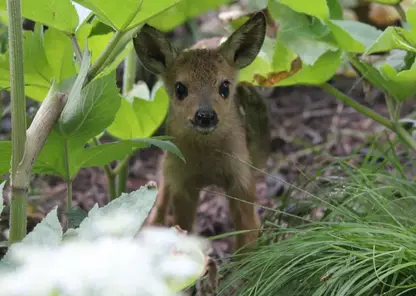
[133,12,270,252]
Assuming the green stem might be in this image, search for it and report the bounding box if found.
[92,137,117,201]
[63,140,72,210]
[87,30,122,81]
[116,48,137,196]
[7,0,27,243]
[320,83,416,153]
[122,48,136,95]
[394,122,416,152]
[320,83,394,130]
[69,33,83,63]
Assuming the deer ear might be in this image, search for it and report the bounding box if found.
[219,12,266,69]
[133,24,177,75]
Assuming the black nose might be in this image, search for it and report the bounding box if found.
[194,109,218,128]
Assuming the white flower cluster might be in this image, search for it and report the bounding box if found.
[0,227,209,296]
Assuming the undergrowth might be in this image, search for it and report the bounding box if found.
[219,142,416,296]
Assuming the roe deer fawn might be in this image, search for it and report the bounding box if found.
[133,12,270,252]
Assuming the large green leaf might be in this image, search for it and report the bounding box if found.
[0,24,77,102]
[0,141,11,176]
[34,71,121,179]
[73,0,182,31]
[278,0,329,20]
[0,0,79,33]
[327,0,343,20]
[147,0,233,32]
[72,186,158,240]
[58,71,120,146]
[75,138,184,173]
[238,34,341,86]
[77,23,140,78]
[269,2,337,66]
[33,134,183,179]
[276,50,342,86]
[107,81,169,140]
[328,20,382,53]
[44,28,77,83]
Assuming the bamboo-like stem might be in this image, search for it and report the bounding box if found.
[7,0,27,243]
[116,48,137,197]
[92,137,117,201]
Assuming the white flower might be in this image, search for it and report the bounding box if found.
[0,227,209,296]
[80,207,140,239]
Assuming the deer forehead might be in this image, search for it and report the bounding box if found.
[168,49,236,87]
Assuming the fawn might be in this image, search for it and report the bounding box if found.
[133,12,270,252]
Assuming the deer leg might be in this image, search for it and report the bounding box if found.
[146,174,171,226]
[227,175,261,253]
[171,186,200,233]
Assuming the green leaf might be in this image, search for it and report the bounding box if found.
[269,2,337,65]
[72,0,182,31]
[327,0,343,20]
[239,37,341,87]
[278,0,329,20]
[365,27,416,55]
[328,20,382,53]
[79,138,185,170]
[43,28,77,83]
[58,45,91,137]
[74,186,158,240]
[378,62,416,102]
[147,0,233,31]
[22,206,62,246]
[277,50,342,86]
[34,71,121,178]
[58,71,120,144]
[0,0,79,33]
[0,141,11,176]
[77,25,141,77]
[34,135,183,179]
[349,54,415,101]
[0,23,77,102]
[0,181,5,217]
[107,81,169,140]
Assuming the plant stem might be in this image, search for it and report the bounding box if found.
[320,83,394,130]
[63,140,72,210]
[87,30,122,81]
[7,0,27,243]
[116,48,137,196]
[394,122,416,152]
[70,33,83,63]
[92,137,117,201]
[320,83,416,153]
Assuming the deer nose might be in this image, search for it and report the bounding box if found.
[194,109,218,128]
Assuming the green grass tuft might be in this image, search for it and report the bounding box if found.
[219,151,416,296]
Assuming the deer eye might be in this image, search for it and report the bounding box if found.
[219,80,230,99]
[175,82,188,100]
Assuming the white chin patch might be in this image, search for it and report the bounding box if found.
[194,126,216,134]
